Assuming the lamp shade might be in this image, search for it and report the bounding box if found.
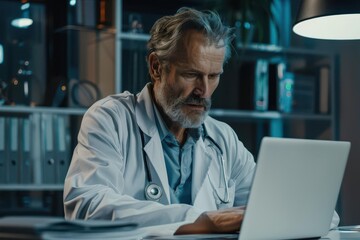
[293,0,360,40]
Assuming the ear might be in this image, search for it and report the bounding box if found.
[148,52,162,82]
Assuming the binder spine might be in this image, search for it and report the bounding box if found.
[0,117,6,183]
[55,115,70,183]
[32,113,42,184]
[19,117,32,183]
[8,118,19,183]
[42,114,56,184]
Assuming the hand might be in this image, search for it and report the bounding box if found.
[174,206,245,235]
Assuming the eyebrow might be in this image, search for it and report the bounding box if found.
[178,67,223,76]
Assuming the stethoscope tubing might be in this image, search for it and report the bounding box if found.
[206,137,230,204]
[139,126,230,204]
[134,93,227,203]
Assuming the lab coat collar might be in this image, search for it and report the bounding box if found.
[202,119,219,143]
[135,83,158,137]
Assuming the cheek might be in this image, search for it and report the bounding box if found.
[164,80,185,100]
[173,80,194,98]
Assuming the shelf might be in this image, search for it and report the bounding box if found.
[0,106,87,116]
[0,106,330,121]
[55,26,150,41]
[234,43,333,63]
[0,184,64,191]
[54,25,333,63]
[236,43,331,56]
[55,25,116,35]
[118,32,150,41]
[209,109,332,122]
[114,30,333,58]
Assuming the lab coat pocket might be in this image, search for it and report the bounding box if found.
[212,179,235,209]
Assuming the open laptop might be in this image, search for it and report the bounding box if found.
[238,137,350,240]
[144,137,350,240]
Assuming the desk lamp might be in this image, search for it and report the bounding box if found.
[293,0,360,40]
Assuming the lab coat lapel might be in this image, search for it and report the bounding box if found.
[143,135,171,204]
[135,84,171,204]
[191,138,216,210]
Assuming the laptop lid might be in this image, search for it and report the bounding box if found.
[239,137,350,240]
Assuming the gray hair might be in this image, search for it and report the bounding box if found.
[147,7,234,69]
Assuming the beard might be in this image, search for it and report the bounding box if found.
[154,81,211,128]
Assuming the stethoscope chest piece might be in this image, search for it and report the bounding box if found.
[145,182,163,201]
[139,125,164,202]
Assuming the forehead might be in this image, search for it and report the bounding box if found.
[173,30,226,66]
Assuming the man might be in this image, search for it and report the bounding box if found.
[63,7,338,234]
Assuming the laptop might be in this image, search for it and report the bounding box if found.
[144,137,350,240]
[238,137,350,240]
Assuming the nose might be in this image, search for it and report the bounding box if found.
[193,76,210,98]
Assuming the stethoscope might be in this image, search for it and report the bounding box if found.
[139,128,164,201]
[139,126,230,204]
[206,137,230,204]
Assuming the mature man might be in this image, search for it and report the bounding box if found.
[63,7,338,234]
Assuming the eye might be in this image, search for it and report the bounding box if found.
[208,74,221,81]
[182,72,198,80]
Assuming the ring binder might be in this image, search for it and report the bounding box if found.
[0,117,6,183]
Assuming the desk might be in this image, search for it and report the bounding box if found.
[142,230,360,240]
[325,230,360,240]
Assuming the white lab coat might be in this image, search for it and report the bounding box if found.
[64,84,256,232]
[63,83,339,234]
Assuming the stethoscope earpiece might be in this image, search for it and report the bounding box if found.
[145,182,163,201]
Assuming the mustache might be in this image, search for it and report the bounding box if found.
[182,94,211,110]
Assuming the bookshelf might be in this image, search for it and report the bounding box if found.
[0,106,86,216]
[0,106,86,187]
[214,44,337,152]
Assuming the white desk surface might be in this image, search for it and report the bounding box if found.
[142,230,360,240]
[325,230,360,239]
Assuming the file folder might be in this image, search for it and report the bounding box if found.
[19,117,32,183]
[0,117,7,183]
[42,114,57,184]
[8,117,19,183]
[54,115,70,183]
